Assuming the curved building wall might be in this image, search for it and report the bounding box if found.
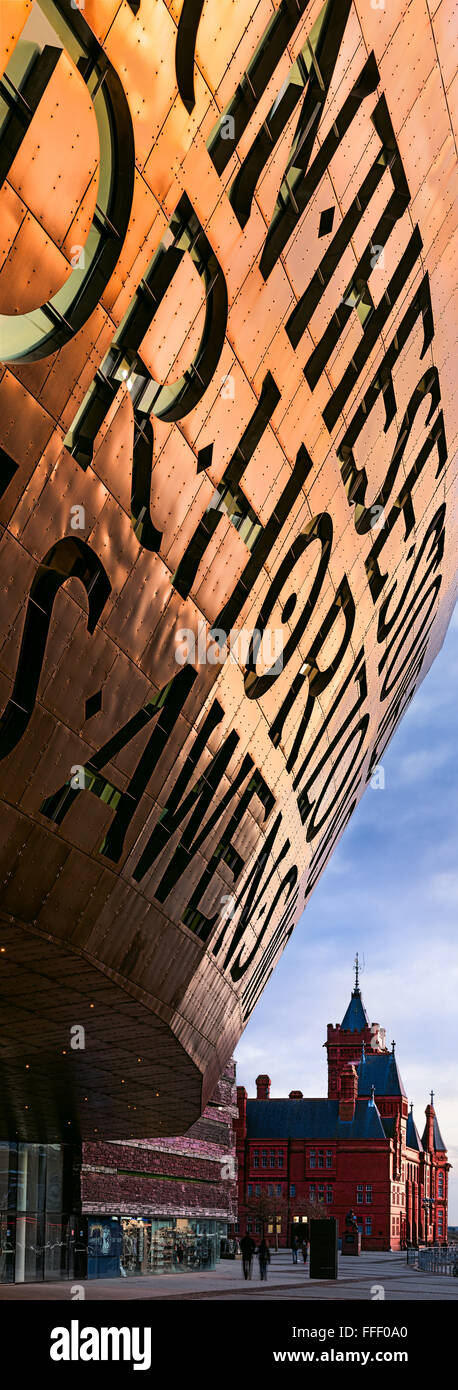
[0,0,456,1140]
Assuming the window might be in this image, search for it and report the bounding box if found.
[318,1150,324,1169]
[268,1222,273,1234]
[277,1151,284,1168]
[309,1185,316,1202]
[326,1186,333,1204]
[277,1184,282,1197]
[365,1218,372,1236]
[438,1172,444,1199]
[326,1150,332,1169]
[437,1213,443,1236]
[247,1220,253,1233]
[255,1184,261,1197]
[262,1150,267,1168]
[309,1150,316,1169]
[268,1184,273,1197]
[270,1150,275,1168]
[247,1183,252,1197]
[255,1220,261,1234]
[290,1184,295,1197]
[276,1218,282,1232]
[318,1185,324,1202]
[366,1185,372,1204]
[357,1185,363,1204]
[253,1150,259,1169]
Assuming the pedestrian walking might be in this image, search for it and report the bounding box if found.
[301,1238,308,1264]
[291,1236,299,1264]
[258,1237,271,1281]
[240,1232,256,1280]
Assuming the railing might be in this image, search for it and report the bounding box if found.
[407,1244,458,1275]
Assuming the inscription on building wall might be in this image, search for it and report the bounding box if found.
[0,0,455,1102]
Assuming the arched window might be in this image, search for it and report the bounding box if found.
[437,1171,444,1199]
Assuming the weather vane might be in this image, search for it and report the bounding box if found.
[354,951,359,991]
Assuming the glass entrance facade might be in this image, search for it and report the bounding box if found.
[0,1141,75,1283]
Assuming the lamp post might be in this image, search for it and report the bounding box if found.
[422,1197,434,1246]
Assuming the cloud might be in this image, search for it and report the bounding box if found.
[430,872,458,905]
[393,746,450,785]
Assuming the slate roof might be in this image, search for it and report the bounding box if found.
[382,1116,396,1140]
[245,1097,386,1141]
[341,989,369,1031]
[421,1114,447,1152]
[357,1052,407,1098]
[406,1111,423,1152]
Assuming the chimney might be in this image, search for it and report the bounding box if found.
[289,1090,303,1099]
[256,1074,271,1100]
[236,1085,247,1121]
[339,1063,358,1122]
[424,1100,435,1152]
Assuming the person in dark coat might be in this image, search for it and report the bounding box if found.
[291,1235,299,1264]
[258,1237,271,1280]
[301,1238,308,1264]
[240,1232,256,1280]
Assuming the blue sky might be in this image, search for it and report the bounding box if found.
[235,604,458,1222]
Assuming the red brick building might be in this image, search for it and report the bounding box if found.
[234,967,449,1251]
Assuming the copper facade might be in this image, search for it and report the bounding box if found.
[0,0,456,1139]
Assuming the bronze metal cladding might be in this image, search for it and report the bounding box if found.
[0,0,456,1140]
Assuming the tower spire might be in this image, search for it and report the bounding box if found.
[340,958,369,1032]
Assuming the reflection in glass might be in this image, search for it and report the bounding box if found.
[120,1217,219,1275]
[0,1144,11,1210]
[0,1214,15,1283]
[45,1147,64,1213]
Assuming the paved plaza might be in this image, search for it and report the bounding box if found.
[0,1250,457,1301]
